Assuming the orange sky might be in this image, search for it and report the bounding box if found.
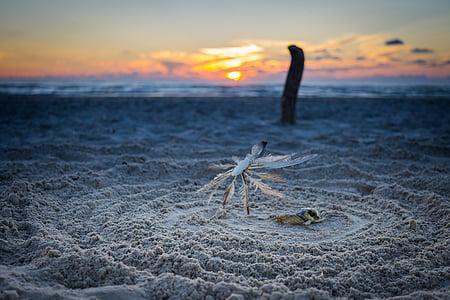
[1,1,450,83]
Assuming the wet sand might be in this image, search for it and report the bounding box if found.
[0,95,449,299]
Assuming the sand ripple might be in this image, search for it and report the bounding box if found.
[1,97,449,299]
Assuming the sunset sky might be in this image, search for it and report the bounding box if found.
[1,0,450,83]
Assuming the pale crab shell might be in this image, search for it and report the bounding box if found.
[231,156,251,176]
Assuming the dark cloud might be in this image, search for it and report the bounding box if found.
[160,61,184,73]
[411,48,433,54]
[309,63,391,73]
[411,59,427,65]
[312,49,329,54]
[379,53,401,62]
[312,54,341,61]
[356,56,366,61]
[385,39,404,46]
[408,59,450,67]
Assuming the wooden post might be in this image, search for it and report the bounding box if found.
[281,45,305,124]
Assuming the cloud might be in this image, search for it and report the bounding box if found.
[3,33,450,81]
[197,54,262,71]
[411,48,433,54]
[200,44,263,58]
[411,59,428,65]
[148,51,210,64]
[140,35,449,81]
[385,39,404,46]
[123,59,169,75]
[312,54,341,61]
[306,36,361,53]
[120,50,133,57]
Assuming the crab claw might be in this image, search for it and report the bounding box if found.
[251,141,267,158]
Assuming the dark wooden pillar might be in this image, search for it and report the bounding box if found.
[280,45,305,124]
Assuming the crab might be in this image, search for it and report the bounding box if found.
[271,208,322,225]
[198,141,317,214]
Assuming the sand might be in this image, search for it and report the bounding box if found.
[0,95,449,299]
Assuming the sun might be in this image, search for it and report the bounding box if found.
[226,71,242,81]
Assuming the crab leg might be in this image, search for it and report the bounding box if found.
[241,172,250,214]
[197,169,232,193]
[223,177,236,207]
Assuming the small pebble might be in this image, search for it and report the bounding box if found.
[47,249,62,258]
[409,219,417,230]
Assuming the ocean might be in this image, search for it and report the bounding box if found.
[0,80,449,98]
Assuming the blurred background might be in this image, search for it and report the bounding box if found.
[1,0,449,97]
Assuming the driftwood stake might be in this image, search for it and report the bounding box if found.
[281,45,304,124]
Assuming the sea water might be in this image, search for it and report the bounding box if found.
[0,80,449,98]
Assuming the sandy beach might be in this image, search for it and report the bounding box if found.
[0,95,449,299]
